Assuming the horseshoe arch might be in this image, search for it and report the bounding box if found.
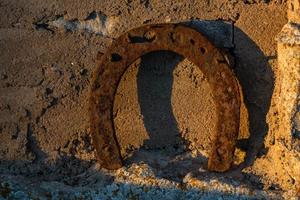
[89,24,241,172]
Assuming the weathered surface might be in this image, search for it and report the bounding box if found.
[90,24,241,171]
[260,1,300,192]
[288,0,300,24]
[2,0,299,198]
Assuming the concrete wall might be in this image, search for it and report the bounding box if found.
[1,0,296,193]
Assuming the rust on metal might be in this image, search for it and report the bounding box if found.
[89,23,241,172]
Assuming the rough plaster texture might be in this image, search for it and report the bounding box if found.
[257,13,300,192]
[1,0,299,199]
[257,42,300,191]
[288,0,300,23]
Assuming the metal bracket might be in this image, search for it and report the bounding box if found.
[89,23,241,172]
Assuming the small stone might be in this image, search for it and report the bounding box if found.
[233,148,246,165]
[165,16,171,23]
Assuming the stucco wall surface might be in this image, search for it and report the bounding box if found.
[2,0,299,199]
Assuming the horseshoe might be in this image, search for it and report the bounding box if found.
[89,23,241,172]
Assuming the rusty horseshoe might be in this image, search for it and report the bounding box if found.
[89,23,241,172]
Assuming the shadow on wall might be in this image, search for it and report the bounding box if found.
[132,20,274,171]
[0,20,275,194]
[134,50,207,182]
[188,21,275,167]
[187,21,275,167]
[233,25,274,166]
[137,51,184,150]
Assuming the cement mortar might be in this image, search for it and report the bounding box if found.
[1,0,298,198]
[260,21,300,191]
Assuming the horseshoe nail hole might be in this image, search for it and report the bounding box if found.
[190,39,195,45]
[169,32,176,43]
[290,2,294,11]
[216,59,227,64]
[128,32,156,43]
[200,47,206,54]
[151,25,164,28]
[111,53,122,62]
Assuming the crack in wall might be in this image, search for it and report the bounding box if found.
[26,123,46,162]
